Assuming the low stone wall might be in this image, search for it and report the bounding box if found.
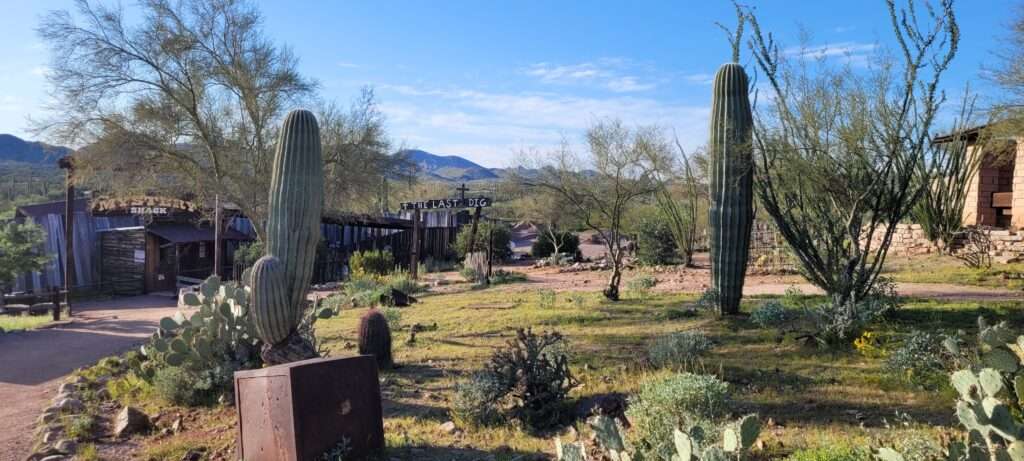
[875,223,1024,263]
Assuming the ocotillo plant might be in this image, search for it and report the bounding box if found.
[249,109,324,365]
[708,62,754,315]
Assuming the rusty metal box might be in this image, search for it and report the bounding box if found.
[234,355,385,460]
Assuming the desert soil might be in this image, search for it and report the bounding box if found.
[0,295,179,461]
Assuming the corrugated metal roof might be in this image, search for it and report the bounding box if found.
[15,198,89,220]
[147,223,251,243]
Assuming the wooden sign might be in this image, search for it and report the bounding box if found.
[400,196,492,210]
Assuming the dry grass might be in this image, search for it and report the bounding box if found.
[883,253,1024,289]
[98,269,1022,460]
[0,314,54,332]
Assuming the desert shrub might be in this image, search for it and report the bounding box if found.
[626,372,731,459]
[471,328,578,431]
[343,276,389,307]
[386,270,424,294]
[381,306,402,331]
[636,217,678,265]
[626,275,657,301]
[784,445,872,461]
[153,366,216,406]
[694,288,720,311]
[531,230,580,259]
[750,300,797,328]
[233,241,264,270]
[883,330,946,388]
[537,289,557,309]
[802,295,894,348]
[450,372,506,427]
[64,414,99,441]
[349,249,394,277]
[490,269,526,285]
[420,256,456,274]
[647,330,713,370]
[455,222,513,261]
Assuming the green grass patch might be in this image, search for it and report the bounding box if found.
[0,314,54,332]
[884,253,1024,289]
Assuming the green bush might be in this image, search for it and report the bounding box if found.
[784,445,872,461]
[883,330,946,388]
[531,230,579,259]
[750,300,797,328]
[627,275,657,300]
[233,241,264,270]
[63,414,99,441]
[343,276,389,307]
[349,249,394,277]
[636,217,677,266]
[386,270,424,294]
[537,289,556,309]
[454,222,513,261]
[490,269,526,285]
[450,372,506,427]
[626,372,731,459]
[647,330,714,370]
[153,366,214,406]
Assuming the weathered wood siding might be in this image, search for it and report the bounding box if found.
[100,228,146,295]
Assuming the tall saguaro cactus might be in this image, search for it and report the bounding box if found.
[249,109,324,364]
[708,63,754,315]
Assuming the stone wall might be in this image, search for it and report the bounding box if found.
[873,223,1024,263]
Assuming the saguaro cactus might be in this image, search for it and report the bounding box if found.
[708,62,754,315]
[249,109,324,364]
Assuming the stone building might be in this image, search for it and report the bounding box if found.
[948,125,1021,228]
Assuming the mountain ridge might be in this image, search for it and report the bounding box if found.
[0,134,71,165]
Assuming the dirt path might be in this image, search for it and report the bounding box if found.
[0,295,180,461]
[428,263,1024,302]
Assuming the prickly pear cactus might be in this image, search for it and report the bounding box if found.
[882,317,1024,460]
[555,414,761,461]
[249,109,324,364]
[708,62,754,316]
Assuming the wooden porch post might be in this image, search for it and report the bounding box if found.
[213,195,221,278]
[58,156,74,316]
[410,209,421,280]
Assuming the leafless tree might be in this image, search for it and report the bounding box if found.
[746,0,959,306]
[653,138,703,267]
[519,120,668,300]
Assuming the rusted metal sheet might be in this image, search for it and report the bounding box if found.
[234,355,384,461]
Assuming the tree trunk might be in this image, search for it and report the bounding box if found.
[260,330,319,366]
[604,265,621,301]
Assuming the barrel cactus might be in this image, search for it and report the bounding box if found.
[248,109,324,364]
[358,309,393,369]
[708,62,754,315]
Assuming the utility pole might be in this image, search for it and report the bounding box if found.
[58,156,74,316]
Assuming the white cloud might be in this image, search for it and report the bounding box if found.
[784,41,877,64]
[683,73,714,85]
[30,66,50,77]
[377,84,709,167]
[523,58,657,93]
[336,61,361,69]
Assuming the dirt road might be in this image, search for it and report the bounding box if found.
[0,295,180,461]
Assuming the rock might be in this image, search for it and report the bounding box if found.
[180,448,206,461]
[54,439,77,454]
[55,398,84,414]
[114,406,151,438]
[574,393,629,424]
[171,416,184,433]
[42,430,62,444]
[438,420,458,434]
[57,383,77,395]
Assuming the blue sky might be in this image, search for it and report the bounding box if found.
[0,0,1012,167]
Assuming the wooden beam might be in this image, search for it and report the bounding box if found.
[410,209,421,280]
[59,157,74,316]
[214,195,221,278]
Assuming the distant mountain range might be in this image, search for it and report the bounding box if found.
[401,149,501,182]
[0,134,71,165]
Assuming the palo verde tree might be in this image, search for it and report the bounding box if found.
[36,0,402,235]
[652,138,703,268]
[746,0,959,306]
[520,120,668,300]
